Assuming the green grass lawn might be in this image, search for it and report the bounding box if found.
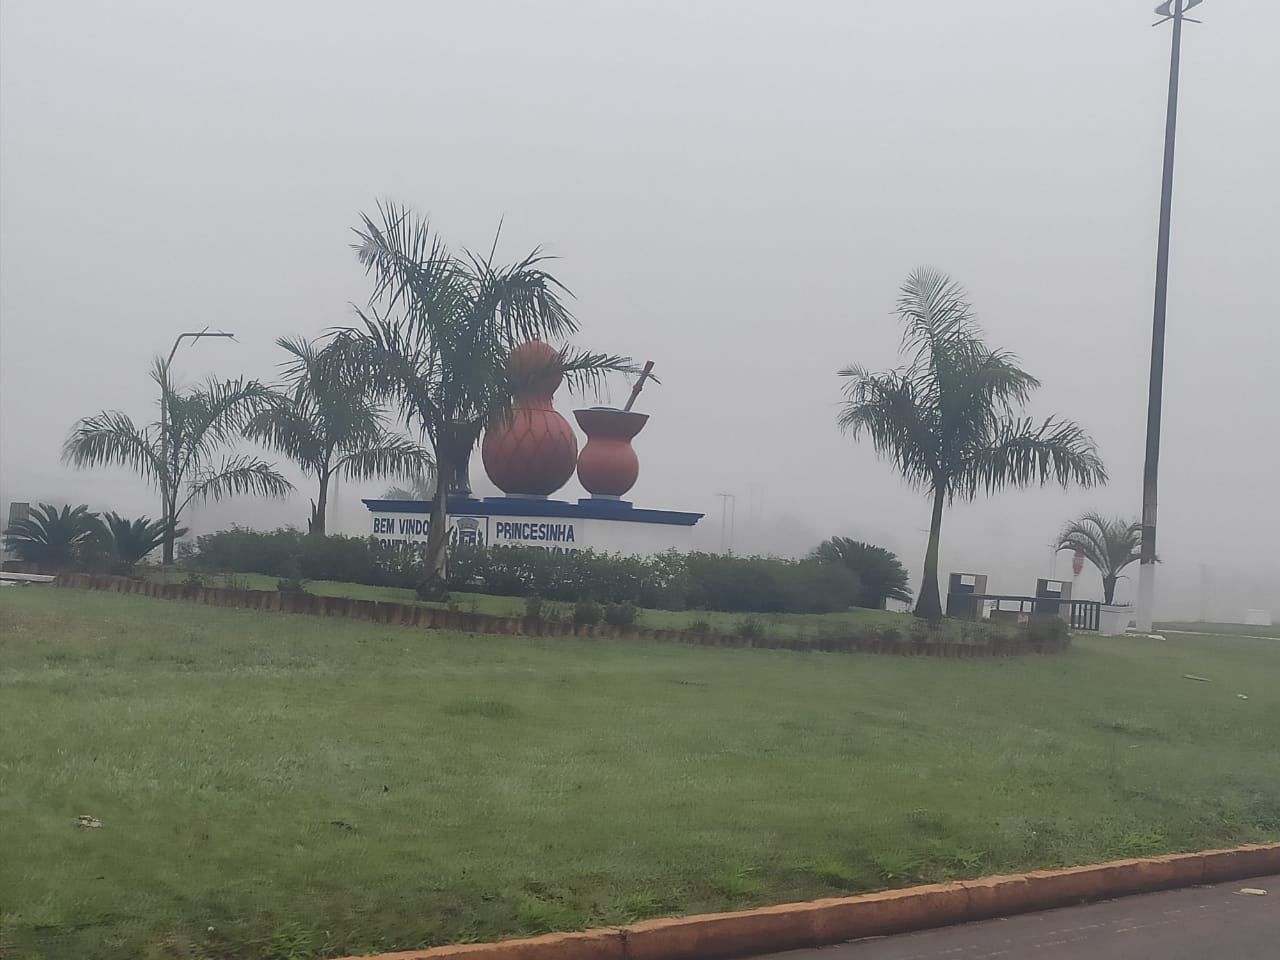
[1,589,1277,960]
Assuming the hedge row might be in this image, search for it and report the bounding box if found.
[191,528,865,614]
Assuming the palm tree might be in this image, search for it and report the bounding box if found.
[2,503,101,570]
[246,336,433,536]
[328,201,631,599]
[64,359,293,563]
[96,513,185,574]
[838,269,1107,621]
[1055,513,1142,605]
[382,472,436,501]
[809,537,913,609]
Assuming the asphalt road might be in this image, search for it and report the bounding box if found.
[753,875,1278,960]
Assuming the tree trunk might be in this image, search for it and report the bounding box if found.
[1103,575,1117,606]
[914,486,947,622]
[160,392,173,565]
[161,488,177,564]
[310,473,329,537]
[418,451,450,601]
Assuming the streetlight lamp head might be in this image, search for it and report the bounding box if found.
[1154,0,1204,26]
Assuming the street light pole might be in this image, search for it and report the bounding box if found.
[713,492,736,554]
[1136,0,1203,632]
[159,330,235,563]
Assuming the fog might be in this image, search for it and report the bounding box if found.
[2,0,1277,620]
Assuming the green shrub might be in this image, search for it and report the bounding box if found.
[192,528,421,589]
[276,577,308,595]
[602,602,639,627]
[735,617,765,641]
[1026,615,1071,651]
[2,503,102,572]
[299,535,388,586]
[573,600,602,626]
[190,530,867,616]
[523,595,544,622]
[808,537,912,609]
[683,553,861,614]
[959,620,1004,646]
[193,528,304,578]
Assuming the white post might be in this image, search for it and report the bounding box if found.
[1136,563,1157,633]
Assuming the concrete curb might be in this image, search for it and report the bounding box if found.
[328,843,1279,960]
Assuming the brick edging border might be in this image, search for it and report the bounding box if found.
[52,574,1068,657]
[327,843,1279,960]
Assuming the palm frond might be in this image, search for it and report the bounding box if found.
[180,456,294,512]
[381,479,436,501]
[466,245,578,345]
[837,366,938,493]
[1056,518,1110,572]
[176,376,276,481]
[63,411,163,482]
[895,267,984,370]
[148,354,173,400]
[336,434,434,482]
[244,391,328,473]
[354,201,463,322]
[275,334,323,391]
[553,347,637,397]
[967,416,1107,498]
[947,347,1041,423]
[329,314,447,444]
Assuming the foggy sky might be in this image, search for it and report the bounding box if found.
[2,1,1277,619]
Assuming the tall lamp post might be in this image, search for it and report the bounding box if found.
[714,492,737,554]
[160,330,235,563]
[1136,0,1203,632]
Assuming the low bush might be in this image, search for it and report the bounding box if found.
[1026,615,1071,651]
[573,600,602,626]
[683,553,862,614]
[190,530,873,616]
[193,528,305,579]
[602,602,640,627]
[192,528,421,589]
[298,535,389,587]
[523,595,544,623]
[808,537,913,609]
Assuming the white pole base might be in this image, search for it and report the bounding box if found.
[1135,561,1157,632]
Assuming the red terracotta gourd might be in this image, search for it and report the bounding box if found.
[481,341,578,497]
[574,407,648,498]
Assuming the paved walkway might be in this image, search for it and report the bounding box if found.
[1157,629,1278,642]
[753,875,1278,960]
